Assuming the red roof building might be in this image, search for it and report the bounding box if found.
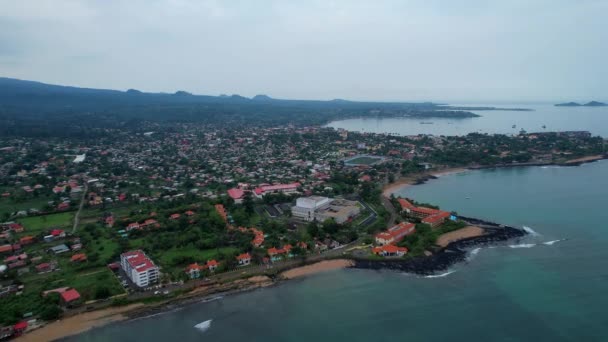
[372,245,408,257]
[227,188,245,203]
[215,204,227,222]
[60,289,81,305]
[71,253,87,262]
[236,253,251,266]
[253,182,300,197]
[170,213,181,220]
[375,222,416,245]
[422,211,451,228]
[398,198,441,219]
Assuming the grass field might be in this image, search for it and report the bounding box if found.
[47,267,125,301]
[158,246,236,268]
[17,212,74,235]
[0,196,54,217]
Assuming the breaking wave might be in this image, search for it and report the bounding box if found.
[423,270,456,278]
[543,239,565,246]
[508,243,536,249]
[522,226,541,237]
[194,319,212,332]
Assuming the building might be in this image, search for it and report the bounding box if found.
[253,183,300,198]
[422,211,451,228]
[236,253,251,266]
[372,245,408,257]
[291,196,332,222]
[292,196,361,224]
[120,250,160,287]
[49,244,70,254]
[267,244,293,262]
[227,188,245,204]
[185,260,218,279]
[375,222,416,245]
[60,288,81,307]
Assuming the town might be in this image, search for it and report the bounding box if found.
[0,122,605,338]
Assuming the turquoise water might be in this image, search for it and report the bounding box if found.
[326,104,608,136]
[71,161,608,341]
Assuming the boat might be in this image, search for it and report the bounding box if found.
[420,122,434,125]
[512,124,516,128]
[542,125,546,129]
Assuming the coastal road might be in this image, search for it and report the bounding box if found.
[380,195,398,228]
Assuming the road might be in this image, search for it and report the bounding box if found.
[71,181,88,233]
[380,194,398,228]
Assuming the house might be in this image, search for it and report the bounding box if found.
[36,263,53,273]
[19,236,35,245]
[169,213,181,220]
[422,211,451,228]
[57,202,70,211]
[140,219,159,229]
[227,188,245,204]
[71,253,87,262]
[120,250,159,287]
[12,321,28,336]
[185,210,195,217]
[250,228,265,247]
[50,229,66,238]
[185,263,205,279]
[49,244,70,254]
[236,253,251,266]
[372,245,408,257]
[267,245,293,262]
[126,222,140,231]
[375,222,416,245]
[206,259,218,272]
[7,223,24,233]
[0,245,13,254]
[60,288,82,307]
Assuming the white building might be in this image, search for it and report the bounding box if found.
[120,250,159,287]
[292,196,332,222]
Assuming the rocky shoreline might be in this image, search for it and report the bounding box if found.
[351,218,527,275]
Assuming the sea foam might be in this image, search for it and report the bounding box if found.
[543,239,565,246]
[423,270,456,278]
[508,243,536,249]
[522,226,541,237]
[194,319,212,332]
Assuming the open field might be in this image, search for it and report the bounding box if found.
[16,212,74,236]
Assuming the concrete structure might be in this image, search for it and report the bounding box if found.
[375,222,416,245]
[120,250,159,287]
[253,183,300,198]
[292,196,361,224]
[372,245,408,257]
[291,196,332,222]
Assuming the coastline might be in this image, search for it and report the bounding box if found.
[19,155,605,341]
[383,154,606,197]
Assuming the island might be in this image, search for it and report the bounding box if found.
[555,101,607,107]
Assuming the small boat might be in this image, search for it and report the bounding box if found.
[420,122,434,125]
[512,124,516,128]
[465,196,470,199]
[194,319,212,332]
[542,125,546,129]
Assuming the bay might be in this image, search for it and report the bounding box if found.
[325,104,608,136]
[71,161,608,342]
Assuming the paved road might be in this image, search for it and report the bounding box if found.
[380,195,398,228]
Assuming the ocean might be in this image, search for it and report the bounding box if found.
[71,160,608,341]
[325,103,608,136]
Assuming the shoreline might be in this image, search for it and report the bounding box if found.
[383,154,606,197]
[20,156,606,341]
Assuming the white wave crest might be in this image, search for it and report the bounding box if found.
[522,226,540,237]
[194,319,212,332]
[469,248,481,258]
[543,239,565,246]
[423,270,456,278]
[508,243,536,249]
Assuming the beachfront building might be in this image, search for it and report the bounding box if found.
[253,183,300,198]
[120,250,160,287]
[185,260,219,279]
[267,244,293,262]
[372,245,408,257]
[236,253,251,266]
[398,198,451,227]
[292,196,361,224]
[375,222,416,245]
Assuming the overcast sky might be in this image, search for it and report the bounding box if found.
[0,0,606,102]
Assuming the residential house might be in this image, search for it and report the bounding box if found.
[236,253,251,266]
[372,245,408,257]
[375,222,416,245]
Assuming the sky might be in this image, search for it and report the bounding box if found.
[0,0,606,103]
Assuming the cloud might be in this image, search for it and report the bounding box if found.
[0,0,606,102]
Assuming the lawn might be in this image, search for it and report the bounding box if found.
[0,195,54,217]
[48,268,125,301]
[17,212,74,235]
[157,246,236,268]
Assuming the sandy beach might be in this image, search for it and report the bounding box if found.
[17,303,144,342]
[436,226,485,247]
[563,154,605,164]
[281,259,354,279]
[382,167,469,197]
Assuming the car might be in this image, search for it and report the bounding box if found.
[154,291,160,295]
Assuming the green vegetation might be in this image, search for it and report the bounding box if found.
[17,212,73,231]
[397,220,467,256]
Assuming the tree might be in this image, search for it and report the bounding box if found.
[243,192,254,214]
[95,286,111,300]
[40,305,62,321]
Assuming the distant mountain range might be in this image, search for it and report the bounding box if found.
[555,101,607,107]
